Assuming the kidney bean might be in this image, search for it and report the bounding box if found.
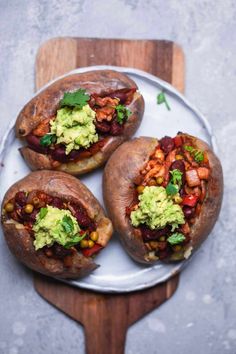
[170,160,185,173]
[157,248,172,260]
[15,191,27,206]
[183,206,195,219]
[95,121,111,133]
[50,197,64,209]
[26,134,48,154]
[110,120,124,136]
[109,90,129,104]
[49,146,68,162]
[51,243,73,259]
[141,226,170,242]
[21,209,38,222]
[159,136,175,154]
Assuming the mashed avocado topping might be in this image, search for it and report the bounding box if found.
[33,205,81,250]
[130,186,185,231]
[50,104,98,154]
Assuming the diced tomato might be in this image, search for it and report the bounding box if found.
[182,195,198,207]
[82,244,103,257]
[173,135,183,147]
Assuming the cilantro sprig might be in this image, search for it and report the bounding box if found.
[61,215,74,234]
[40,134,57,147]
[64,233,87,249]
[59,89,90,109]
[39,207,48,219]
[157,91,171,111]
[184,145,204,163]
[170,169,183,186]
[115,104,132,124]
[166,169,183,196]
[167,233,185,245]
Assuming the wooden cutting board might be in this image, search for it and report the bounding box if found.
[34,37,185,354]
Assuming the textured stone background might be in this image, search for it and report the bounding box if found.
[0,1,235,353]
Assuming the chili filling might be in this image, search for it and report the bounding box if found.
[127,133,210,261]
[2,190,103,264]
[25,88,136,164]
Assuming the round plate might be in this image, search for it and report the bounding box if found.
[0,66,216,293]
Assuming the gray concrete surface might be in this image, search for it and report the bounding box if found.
[0,0,235,353]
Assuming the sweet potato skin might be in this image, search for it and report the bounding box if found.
[16,70,144,175]
[1,170,113,279]
[103,134,223,264]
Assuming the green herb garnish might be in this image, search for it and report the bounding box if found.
[59,89,90,109]
[167,233,185,245]
[64,233,87,249]
[184,145,204,163]
[166,183,179,196]
[157,91,171,111]
[39,207,48,219]
[170,169,183,186]
[40,134,57,147]
[115,104,132,124]
[61,215,74,234]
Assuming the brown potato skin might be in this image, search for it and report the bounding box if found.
[16,70,144,175]
[103,134,223,264]
[1,171,113,279]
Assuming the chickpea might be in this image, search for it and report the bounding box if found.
[174,195,183,204]
[150,241,158,250]
[176,154,183,160]
[88,240,95,248]
[148,179,156,186]
[156,176,164,185]
[173,245,182,252]
[136,185,145,194]
[90,231,98,242]
[24,204,34,214]
[80,240,89,249]
[32,197,40,207]
[4,202,14,213]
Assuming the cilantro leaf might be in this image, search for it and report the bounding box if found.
[61,215,74,234]
[184,145,204,163]
[59,89,90,109]
[166,182,178,196]
[39,207,48,219]
[184,145,194,152]
[194,150,204,163]
[40,134,57,147]
[170,169,183,186]
[157,91,171,111]
[115,104,132,125]
[64,233,87,249]
[167,233,185,245]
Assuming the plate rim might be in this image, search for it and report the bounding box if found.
[0,65,215,293]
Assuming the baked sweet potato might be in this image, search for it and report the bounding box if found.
[16,70,144,175]
[103,133,223,264]
[1,171,113,279]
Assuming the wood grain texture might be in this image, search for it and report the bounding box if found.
[34,37,185,354]
[34,273,179,354]
[36,37,184,93]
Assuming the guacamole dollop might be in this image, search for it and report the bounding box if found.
[50,104,98,154]
[33,205,80,250]
[130,186,185,231]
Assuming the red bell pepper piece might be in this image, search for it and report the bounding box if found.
[173,135,183,147]
[82,244,103,257]
[182,195,198,207]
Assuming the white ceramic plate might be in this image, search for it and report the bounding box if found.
[0,66,216,293]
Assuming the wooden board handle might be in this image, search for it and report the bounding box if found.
[35,273,179,354]
[84,311,127,354]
